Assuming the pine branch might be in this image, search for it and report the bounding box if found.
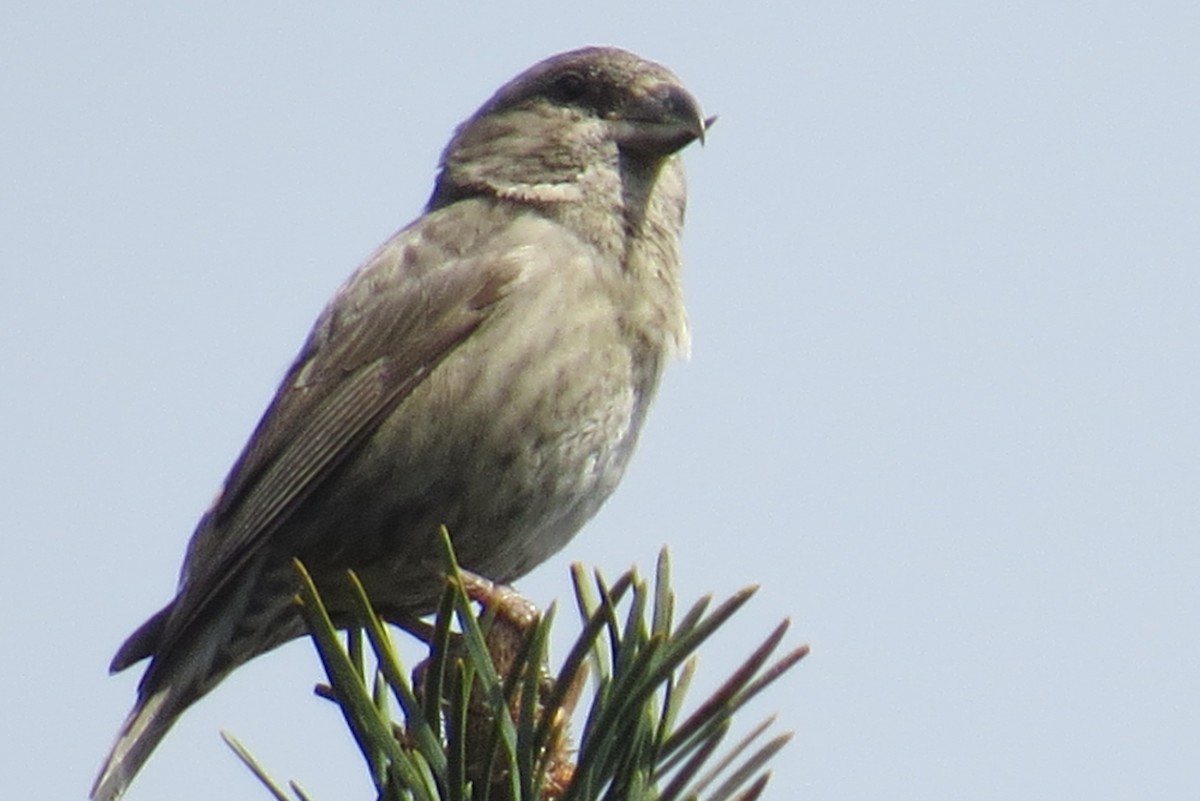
[229,531,807,801]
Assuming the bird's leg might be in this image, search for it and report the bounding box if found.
[457,570,584,799]
[399,571,541,710]
[459,570,541,718]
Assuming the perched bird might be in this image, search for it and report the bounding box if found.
[92,46,709,801]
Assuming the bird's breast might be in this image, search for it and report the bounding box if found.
[295,253,666,608]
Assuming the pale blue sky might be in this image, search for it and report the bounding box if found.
[3,3,1199,799]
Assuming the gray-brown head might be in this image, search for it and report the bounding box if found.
[430,46,709,211]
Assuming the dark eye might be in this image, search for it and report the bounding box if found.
[549,71,588,103]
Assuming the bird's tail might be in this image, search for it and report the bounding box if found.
[90,685,184,801]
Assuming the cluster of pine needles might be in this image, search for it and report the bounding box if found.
[225,531,806,801]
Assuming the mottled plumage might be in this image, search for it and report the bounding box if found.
[93,46,707,801]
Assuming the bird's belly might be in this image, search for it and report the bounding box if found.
[293,308,650,611]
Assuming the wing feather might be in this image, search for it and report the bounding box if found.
[140,201,524,669]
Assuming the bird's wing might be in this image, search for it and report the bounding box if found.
[147,200,529,663]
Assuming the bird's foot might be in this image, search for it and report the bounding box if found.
[459,570,539,629]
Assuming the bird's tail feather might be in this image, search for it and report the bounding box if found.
[90,686,181,801]
[92,556,286,800]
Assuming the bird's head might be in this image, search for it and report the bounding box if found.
[430,47,711,209]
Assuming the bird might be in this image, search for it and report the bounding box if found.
[92,45,709,801]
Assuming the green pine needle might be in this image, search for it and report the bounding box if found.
[227,540,805,801]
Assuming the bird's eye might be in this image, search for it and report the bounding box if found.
[549,71,588,103]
